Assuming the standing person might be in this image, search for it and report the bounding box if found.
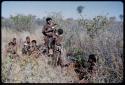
[42,17,57,55]
[53,29,63,46]
[53,28,64,66]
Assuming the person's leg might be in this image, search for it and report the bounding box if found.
[48,37,54,55]
[44,36,48,47]
[41,36,49,55]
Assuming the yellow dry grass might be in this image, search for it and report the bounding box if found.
[1,28,76,83]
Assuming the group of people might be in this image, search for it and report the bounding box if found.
[6,36,40,58]
[42,17,63,56]
[4,17,97,83]
[5,17,63,59]
[22,36,40,58]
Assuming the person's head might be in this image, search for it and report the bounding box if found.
[57,29,63,35]
[8,42,14,48]
[31,40,37,46]
[13,38,16,44]
[26,36,30,43]
[88,54,96,63]
[46,17,52,24]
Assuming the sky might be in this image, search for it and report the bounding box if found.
[2,1,123,21]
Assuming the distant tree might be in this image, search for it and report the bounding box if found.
[66,18,73,21]
[77,5,84,14]
[35,18,43,25]
[76,5,85,19]
[119,14,123,21]
[2,18,13,29]
[10,14,36,32]
[76,6,110,39]
[1,16,4,19]
[109,16,116,22]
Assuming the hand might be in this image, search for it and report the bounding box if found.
[52,26,55,29]
[53,23,57,26]
[52,24,58,28]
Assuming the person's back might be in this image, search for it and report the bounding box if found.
[54,29,63,46]
[53,28,63,54]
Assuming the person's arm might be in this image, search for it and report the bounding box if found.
[30,46,34,52]
[43,25,54,36]
[14,46,17,53]
[12,48,16,54]
[51,24,57,29]
[6,47,10,53]
[23,42,28,48]
[52,24,58,32]
[47,23,57,32]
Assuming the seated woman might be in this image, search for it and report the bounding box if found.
[6,42,19,59]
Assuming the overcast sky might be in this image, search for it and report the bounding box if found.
[2,1,123,21]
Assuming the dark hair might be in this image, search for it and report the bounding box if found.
[31,40,37,44]
[8,42,14,46]
[26,36,30,39]
[57,29,63,35]
[88,54,96,63]
[46,17,52,22]
[13,38,16,40]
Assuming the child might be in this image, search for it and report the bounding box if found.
[30,40,38,51]
[22,36,31,55]
[12,38,17,46]
[30,40,40,58]
[12,38,18,53]
[54,29,63,46]
[53,29,63,54]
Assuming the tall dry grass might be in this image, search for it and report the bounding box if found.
[2,14,123,83]
[2,28,77,83]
